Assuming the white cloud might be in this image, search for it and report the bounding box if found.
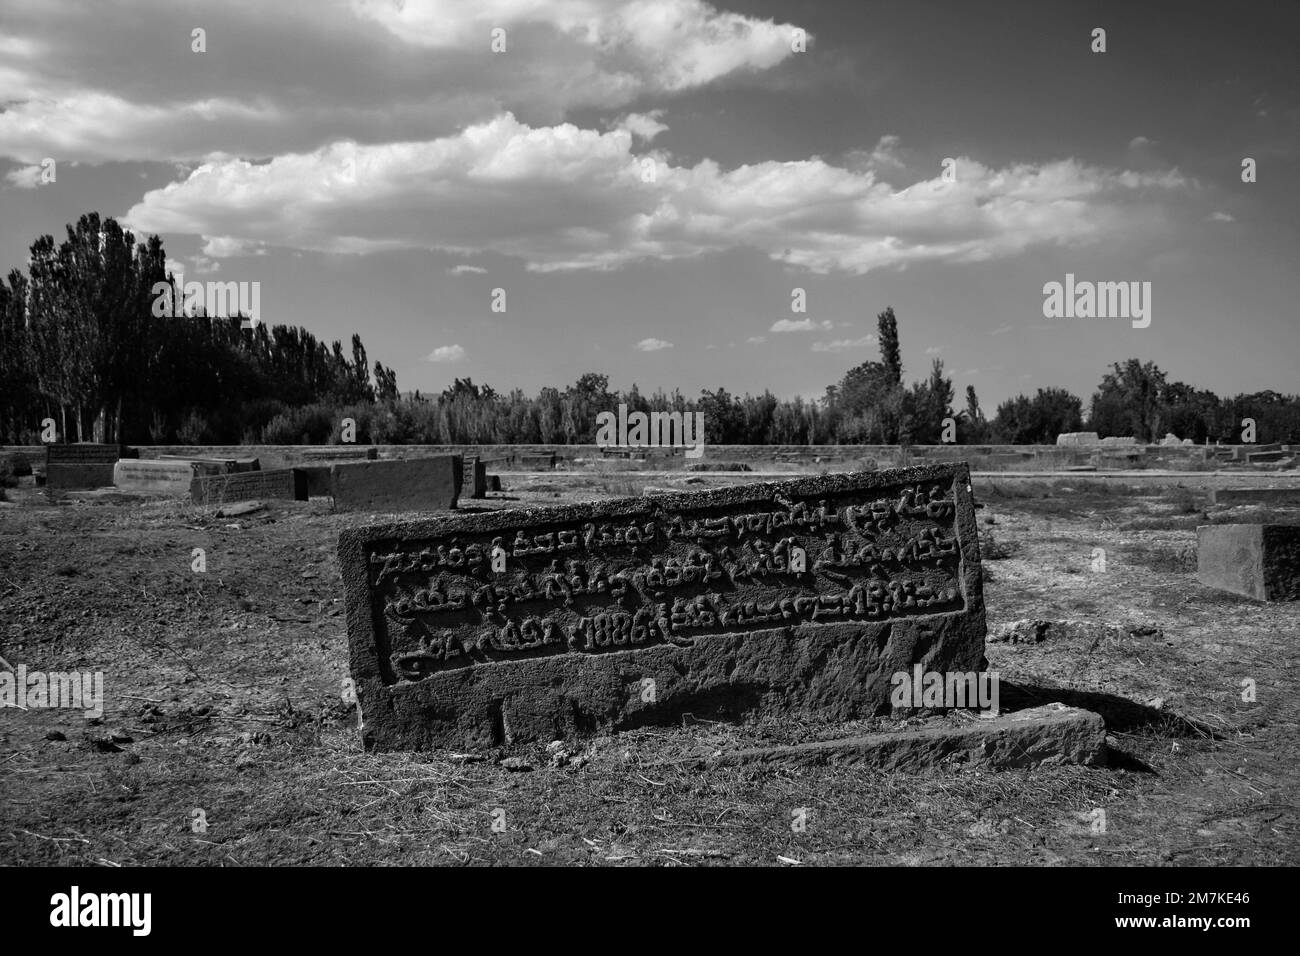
[449,264,488,275]
[1128,136,1154,148]
[924,345,941,354]
[3,164,43,188]
[122,114,1192,275]
[1209,211,1235,223]
[619,111,669,141]
[988,325,1014,336]
[636,337,674,351]
[0,0,802,164]
[426,344,467,362]
[812,335,875,352]
[746,335,766,344]
[770,317,833,332]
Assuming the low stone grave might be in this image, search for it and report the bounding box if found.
[302,446,378,461]
[1212,487,1300,507]
[330,456,462,513]
[338,463,987,751]
[114,459,200,495]
[46,444,137,490]
[190,468,308,506]
[159,455,259,473]
[1197,523,1300,601]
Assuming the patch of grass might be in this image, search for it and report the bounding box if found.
[1118,543,1197,573]
[981,531,1022,560]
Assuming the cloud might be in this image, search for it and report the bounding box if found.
[122,113,1192,274]
[1208,211,1235,222]
[635,337,674,351]
[1128,136,1154,149]
[3,163,44,188]
[770,317,833,332]
[988,325,1014,336]
[746,335,766,344]
[812,335,875,352]
[924,345,942,354]
[449,264,488,275]
[425,344,466,362]
[0,0,802,164]
[619,111,668,141]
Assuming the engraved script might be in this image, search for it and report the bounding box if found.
[365,480,965,682]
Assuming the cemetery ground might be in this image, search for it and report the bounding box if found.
[1,472,1297,867]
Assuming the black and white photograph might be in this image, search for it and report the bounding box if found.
[0,0,1294,924]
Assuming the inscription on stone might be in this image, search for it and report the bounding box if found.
[339,464,986,751]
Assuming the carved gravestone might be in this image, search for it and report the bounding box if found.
[46,444,138,490]
[338,464,986,751]
[190,468,308,506]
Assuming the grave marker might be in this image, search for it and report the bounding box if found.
[339,463,986,751]
[330,456,462,513]
[46,444,137,490]
[190,468,308,506]
[1197,523,1300,602]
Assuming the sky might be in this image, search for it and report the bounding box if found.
[1,0,1297,411]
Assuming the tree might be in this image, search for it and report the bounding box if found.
[1090,359,1168,440]
[991,387,1084,444]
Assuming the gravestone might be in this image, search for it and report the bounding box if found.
[303,446,378,461]
[46,444,137,490]
[1197,524,1300,602]
[339,463,986,751]
[330,456,462,513]
[190,468,308,506]
[114,459,200,495]
[1212,488,1300,507]
[159,455,260,473]
[463,457,487,499]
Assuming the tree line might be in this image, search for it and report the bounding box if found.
[1,213,1295,446]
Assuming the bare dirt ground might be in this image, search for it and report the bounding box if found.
[1,471,1297,866]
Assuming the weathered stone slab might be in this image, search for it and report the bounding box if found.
[114,459,198,495]
[159,455,260,473]
[190,468,308,506]
[1056,432,1101,446]
[330,456,462,513]
[303,446,378,461]
[462,457,487,499]
[1197,523,1300,601]
[1213,487,1300,507]
[1247,450,1287,463]
[656,703,1105,771]
[46,444,137,490]
[338,464,986,751]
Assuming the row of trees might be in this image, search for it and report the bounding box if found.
[0,214,396,445]
[2,212,1296,446]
